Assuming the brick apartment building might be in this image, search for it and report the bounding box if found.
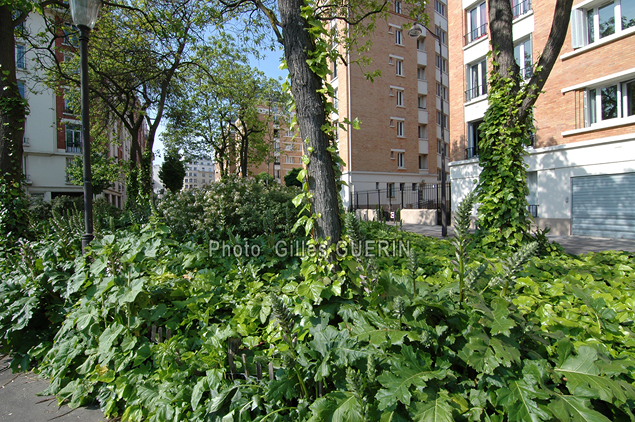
[332,0,450,209]
[18,8,139,208]
[247,104,304,183]
[449,0,635,238]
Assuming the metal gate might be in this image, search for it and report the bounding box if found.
[571,173,635,239]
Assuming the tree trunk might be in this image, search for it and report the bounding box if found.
[278,0,341,244]
[0,6,25,187]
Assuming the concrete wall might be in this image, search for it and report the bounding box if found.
[400,209,438,225]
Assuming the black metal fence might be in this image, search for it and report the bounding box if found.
[351,183,451,213]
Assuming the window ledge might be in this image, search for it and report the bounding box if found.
[561,115,635,137]
[397,135,406,138]
[462,35,489,52]
[561,27,635,61]
[398,167,406,169]
[396,105,405,108]
[464,95,488,106]
[512,10,534,24]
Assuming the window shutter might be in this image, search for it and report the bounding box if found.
[571,9,586,49]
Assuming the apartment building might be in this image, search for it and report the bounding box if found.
[333,0,450,209]
[184,159,215,189]
[18,9,136,208]
[248,104,303,183]
[449,0,635,238]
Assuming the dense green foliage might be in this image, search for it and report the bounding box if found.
[1,193,634,420]
[477,61,535,250]
[155,176,301,242]
[159,150,186,193]
[284,167,303,188]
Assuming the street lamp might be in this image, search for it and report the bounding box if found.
[409,22,448,237]
[69,0,102,253]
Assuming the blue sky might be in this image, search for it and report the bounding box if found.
[153,49,288,164]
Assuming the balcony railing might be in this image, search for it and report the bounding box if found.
[465,146,478,159]
[464,23,488,45]
[512,0,532,19]
[465,85,487,102]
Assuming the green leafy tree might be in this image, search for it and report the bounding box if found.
[477,0,574,248]
[284,167,302,187]
[37,0,216,200]
[216,0,426,244]
[158,150,186,193]
[65,125,126,195]
[163,38,284,179]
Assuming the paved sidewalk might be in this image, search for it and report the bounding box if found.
[0,356,105,422]
[393,223,635,255]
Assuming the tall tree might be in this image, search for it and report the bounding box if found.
[37,0,215,200]
[476,0,574,248]
[216,0,425,244]
[162,40,284,179]
[158,150,186,193]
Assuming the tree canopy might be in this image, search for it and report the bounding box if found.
[159,150,186,193]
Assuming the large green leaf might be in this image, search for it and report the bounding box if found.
[376,345,447,409]
[548,396,612,422]
[555,346,635,403]
[410,390,454,422]
[309,392,364,422]
[496,379,551,422]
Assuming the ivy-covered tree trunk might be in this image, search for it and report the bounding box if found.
[477,0,574,248]
[0,6,26,187]
[278,0,341,243]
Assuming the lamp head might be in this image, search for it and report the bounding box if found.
[408,23,424,38]
[69,0,103,30]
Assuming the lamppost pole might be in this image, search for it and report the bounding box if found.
[79,25,93,253]
[69,0,102,253]
[408,22,448,237]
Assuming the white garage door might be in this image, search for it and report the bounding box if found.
[571,173,635,239]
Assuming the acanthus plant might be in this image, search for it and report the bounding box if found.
[0,198,631,421]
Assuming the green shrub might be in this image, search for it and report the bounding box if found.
[50,195,84,216]
[156,176,301,242]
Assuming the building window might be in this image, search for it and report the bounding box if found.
[394,0,401,14]
[395,29,403,45]
[387,183,395,198]
[436,83,448,100]
[397,121,405,137]
[65,124,82,153]
[467,120,483,158]
[418,124,427,139]
[416,37,425,50]
[273,129,280,138]
[396,59,403,76]
[397,152,405,168]
[419,154,428,169]
[64,93,74,114]
[466,59,487,101]
[572,0,635,48]
[437,111,448,128]
[285,155,294,164]
[435,26,447,45]
[333,88,339,110]
[514,38,533,79]
[418,95,427,109]
[16,44,26,69]
[65,157,75,183]
[332,60,338,79]
[586,79,635,126]
[466,2,487,44]
[434,0,446,17]
[17,81,25,98]
[274,141,280,151]
[417,66,426,80]
[511,0,533,19]
[396,90,403,106]
[435,54,447,73]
